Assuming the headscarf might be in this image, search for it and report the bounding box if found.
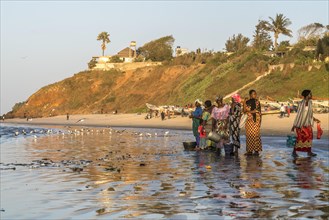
[204,100,212,108]
[195,99,202,105]
[216,95,223,102]
[232,93,241,103]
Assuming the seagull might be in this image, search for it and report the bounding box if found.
[76,118,86,123]
[164,131,169,136]
[14,131,19,136]
[154,133,158,136]
[33,135,37,139]
[146,133,152,137]
[139,133,143,137]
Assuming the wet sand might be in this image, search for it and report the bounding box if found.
[1,125,328,219]
[3,113,329,137]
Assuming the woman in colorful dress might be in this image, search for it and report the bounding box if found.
[211,96,230,153]
[291,90,320,157]
[244,90,262,156]
[189,99,203,150]
[229,93,242,155]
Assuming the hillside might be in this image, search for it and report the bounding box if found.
[8,51,329,118]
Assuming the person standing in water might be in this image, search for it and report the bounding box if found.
[211,96,230,154]
[202,100,215,148]
[244,90,262,156]
[229,94,242,155]
[189,99,203,150]
[291,90,320,157]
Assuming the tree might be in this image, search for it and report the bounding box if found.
[97,32,110,56]
[110,55,123,63]
[225,33,250,53]
[316,35,329,60]
[88,58,97,69]
[138,35,175,61]
[298,23,325,42]
[277,40,290,51]
[267,14,292,50]
[252,20,273,51]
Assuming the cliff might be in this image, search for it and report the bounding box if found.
[8,51,329,118]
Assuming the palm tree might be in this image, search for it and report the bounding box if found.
[97,32,110,56]
[267,14,292,50]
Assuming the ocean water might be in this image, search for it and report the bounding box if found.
[1,123,328,219]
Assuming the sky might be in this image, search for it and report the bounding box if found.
[1,0,328,114]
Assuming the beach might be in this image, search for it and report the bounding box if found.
[3,113,329,137]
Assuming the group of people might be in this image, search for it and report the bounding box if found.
[190,89,320,157]
[279,103,293,118]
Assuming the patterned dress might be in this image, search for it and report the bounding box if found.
[202,107,214,147]
[293,101,314,153]
[245,99,262,152]
[211,105,230,148]
[229,103,242,149]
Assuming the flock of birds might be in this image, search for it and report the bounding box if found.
[5,127,171,139]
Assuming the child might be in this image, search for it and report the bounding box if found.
[198,119,207,150]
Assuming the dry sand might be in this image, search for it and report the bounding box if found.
[3,113,329,136]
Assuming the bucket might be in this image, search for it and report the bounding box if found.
[286,135,296,147]
[224,143,234,155]
[183,141,197,150]
[207,131,221,143]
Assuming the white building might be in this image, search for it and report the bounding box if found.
[175,46,189,56]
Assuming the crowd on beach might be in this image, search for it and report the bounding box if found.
[189,89,322,158]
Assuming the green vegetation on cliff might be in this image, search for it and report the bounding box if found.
[7,48,328,118]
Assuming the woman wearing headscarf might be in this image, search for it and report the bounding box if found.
[291,90,320,157]
[190,99,203,149]
[229,93,242,155]
[211,95,230,153]
[244,90,262,156]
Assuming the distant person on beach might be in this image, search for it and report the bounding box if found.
[67,113,69,120]
[280,104,285,118]
[161,111,165,120]
[244,90,262,156]
[229,94,242,155]
[189,99,203,150]
[291,90,320,157]
[202,100,214,148]
[287,104,291,117]
[1,115,4,121]
[211,96,230,154]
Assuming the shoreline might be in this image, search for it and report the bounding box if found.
[2,113,329,137]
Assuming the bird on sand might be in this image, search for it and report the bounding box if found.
[164,131,169,136]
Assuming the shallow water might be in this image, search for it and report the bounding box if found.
[1,124,329,219]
